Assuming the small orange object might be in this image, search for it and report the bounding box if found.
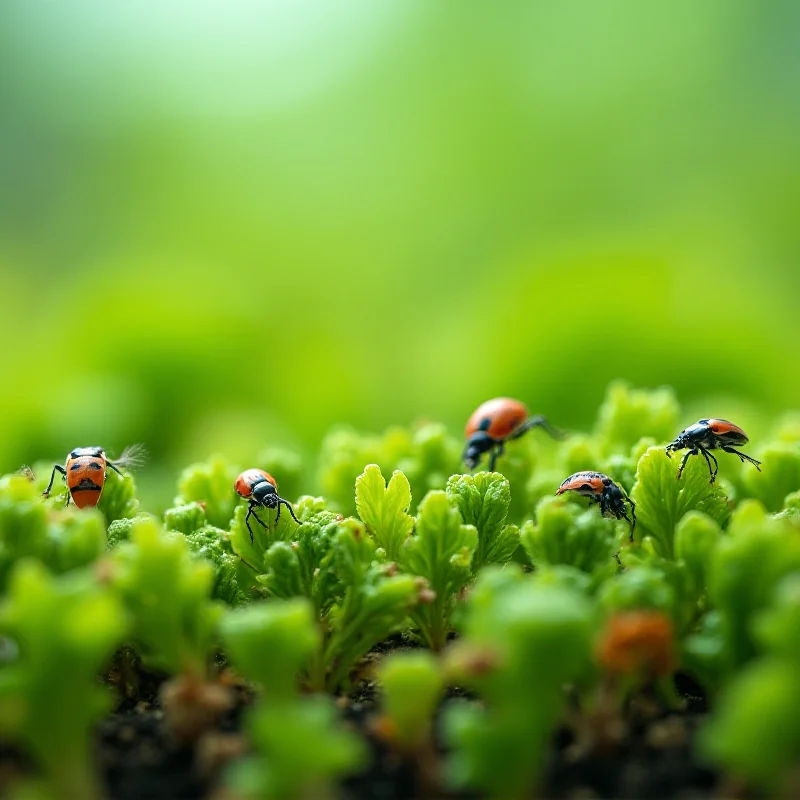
[596,611,677,678]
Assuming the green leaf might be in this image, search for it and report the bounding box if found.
[674,511,722,602]
[377,651,443,749]
[184,525,250,606]
[355,465,414,561]
[220,599,319,698]
[111,519,223,677]
[594,381,680,455]
[174,456,238,529]
[632,446,730,558]
[447,472,518,570]
[742,442,800,512]
[401,490,477,649]
[444,575,593,799]
[164,502,207,535]
[226,696,366,800]
[97,468,139,524]
[698,660,800,791]
[0,562,126,800]
[520,495,620,575]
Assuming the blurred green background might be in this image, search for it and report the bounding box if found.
[1,2,798,509]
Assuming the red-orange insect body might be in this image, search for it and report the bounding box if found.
[234,468,299,543]
[557,470,636,539]
[463,397,561,472]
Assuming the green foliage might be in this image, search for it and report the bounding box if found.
[594,381,679,455]
[742,441,800,512]
[684,501,800,687]
[225,696,365,800]
[0,474,107,590]
[377,650,443,751]
[597,565,678,620]
[229,494,302,567]
[220,599,319,698]
[520,495,619,575]
[401,491,477,650]
[444,566,593,799]
[674,511,722,605]
[446,472,519,571]
[632,446,730,558]
[0,562,127,800]
[174,456,238,529]
[254,445,306,504]
[221,599,365,799]
[164,501,207,534]
[110,518,224,677]
[355,465,414,561]
[97,468,140,523]
[184,525,251,606]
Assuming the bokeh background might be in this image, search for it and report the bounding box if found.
[1,2,798,509]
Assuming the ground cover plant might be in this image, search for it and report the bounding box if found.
[0,381,799,799]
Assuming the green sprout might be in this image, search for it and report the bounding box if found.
[355,464,414,561]
[0,562,127,800]
[220,600,365,800]
[174,455,238,529]
[520,495,620,577]
[401,490,477,650]
[444,566,593,799]
[632,446,730,558]
[446,472,519,571]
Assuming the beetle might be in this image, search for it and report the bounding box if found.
[556,471,636,540]
[665,418,761,483]
[463,397,563,472]
[234,468,300,543]
[42,444,147,509]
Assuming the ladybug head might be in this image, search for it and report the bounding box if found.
[463,431,493,469]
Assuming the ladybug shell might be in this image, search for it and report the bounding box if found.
[235,469,278,499]
[705,418,748,443]
[557,471,607,497]
[465,398,529,441]
[66,451,108,508]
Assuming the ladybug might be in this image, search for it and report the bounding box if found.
[665,419,762,484]
[557,471,636,539]
[42,444,146,509]
[234,469,300,542]
[463,397,562,472]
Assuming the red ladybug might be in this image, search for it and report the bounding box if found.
[665,418,761,484]
[557,471,636,540]
[234,469,300,542]
[463,397,562,472]
[42,445,146,509]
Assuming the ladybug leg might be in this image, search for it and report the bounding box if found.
[245,503,268,543]
[510,415,565,441]
[42,464,66,498]
[676,449,697,480]
[721,446,762,472]
[278,498,301,524]
[697,446,718,483]
[487,443,504,472]
[107,461,124,477]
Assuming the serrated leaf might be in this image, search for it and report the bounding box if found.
[446,472,518,570]
[632,446,730,558]
[401,490,477,649]
[355,465,414,561]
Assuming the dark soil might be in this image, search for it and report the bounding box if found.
[0,644,723,800]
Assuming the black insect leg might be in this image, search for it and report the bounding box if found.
[722,446,762,472]
[487,442,504,472]
[279,498,301,524]
[697,446,718,483]
[42,464,66,498]
[245,503,268,543]
[676,449,697,480]
[509,415,565,441]
[107,461,124,477]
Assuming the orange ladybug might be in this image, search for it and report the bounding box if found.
[665,418,762,483]
[463,397,562,472]
[234,469,300,542]
[557,471,636,539]
[42,444,146,509]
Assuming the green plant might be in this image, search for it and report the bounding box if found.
[520,495,620,576]
[632,446,730,558]
[401,490,477,650]
[446,472,519,571]
[444,565,593,799]
[355,464,414,560]
[174,456,238,529]
[220,600,365,799]
[0,562,126,800]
